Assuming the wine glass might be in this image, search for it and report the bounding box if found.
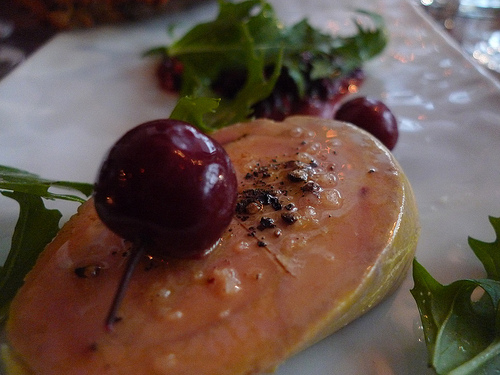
[453,0,500,74]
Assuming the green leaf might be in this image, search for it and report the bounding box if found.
[204,38,283,129]
[0,165,93,203]
[468,216,500,281]
[329,10,388,72]
[0,192,62,324]
[0,165,93,325]
[412,216,500,374]
[146,0,387,129]
[170,96,221,132]
[167,0,278,90]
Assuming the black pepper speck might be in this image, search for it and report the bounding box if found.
[281,212,297,225]
[258,217,276,230]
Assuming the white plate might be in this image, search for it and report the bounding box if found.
[1,0,500,373]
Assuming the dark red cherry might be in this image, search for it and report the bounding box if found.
[94,118,237,259]
[334,96,398,150]
[93,119,238,329]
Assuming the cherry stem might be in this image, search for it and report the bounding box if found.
[105,241,145,331]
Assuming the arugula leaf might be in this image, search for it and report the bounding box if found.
[412,216,500,374]
[146,0,387,129]
[468,217,500,281]
[165,0,284,129]
[0,165,93,203]
[0,192,62,324]
[0,166,93,324]
[170,96,221,132]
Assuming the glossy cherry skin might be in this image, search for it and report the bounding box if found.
[334,96,398,150]
[94,119,238,259]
